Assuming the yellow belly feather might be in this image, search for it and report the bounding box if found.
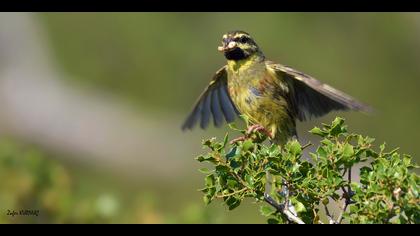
[226,61,296,144]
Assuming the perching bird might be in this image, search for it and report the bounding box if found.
[182,30,371,144]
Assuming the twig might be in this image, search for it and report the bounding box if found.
[341,186,348,196]
[323,203,337,224]
[348,166,352,190]
[215,154,249,189]
[264,193,305,224]
[283,208,305,224]
[264,193,283,211]
[337,166,354,224]
[232,172,249,188]
[282,183,290,211]
[215,188,247,198]
[341,168,347,177]
[301,142,312,150]
[336,199,349,224]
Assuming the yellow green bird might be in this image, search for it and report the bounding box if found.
[182,30,371,144]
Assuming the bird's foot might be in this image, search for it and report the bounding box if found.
[230,124,273,144]
[246,124,273,139]
[229,136,247,145]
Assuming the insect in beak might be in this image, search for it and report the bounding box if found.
[218,41,237,52]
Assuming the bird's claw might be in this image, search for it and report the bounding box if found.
[246,124,273,139]
[229,136,247,145]
[229,124,273,144]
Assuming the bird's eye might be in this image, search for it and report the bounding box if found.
[239,36,249,44]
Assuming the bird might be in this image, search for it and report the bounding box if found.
[182,30,371,145]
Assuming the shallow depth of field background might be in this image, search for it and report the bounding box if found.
[0,13,419,223]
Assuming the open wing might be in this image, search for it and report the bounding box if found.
[182,66,240,130]
[268,61,372,121]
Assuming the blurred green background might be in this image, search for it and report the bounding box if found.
[0,13,419,223]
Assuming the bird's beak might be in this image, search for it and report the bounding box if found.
[218,41,237,52]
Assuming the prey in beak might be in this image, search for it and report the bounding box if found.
[217,32,254,61]
[218,41,237,52]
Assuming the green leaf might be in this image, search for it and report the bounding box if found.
[267,218,280,224]
[365,136,375,144]
[227,179,238,188]
[330,117,346,136]
[291,163,301,173]
[316,146,328,159]
[289,140,302,156]
[342,143,354,157]
[228,123,242,132]
[332,117,345,127]
[198,187,208,194]
[260,205,276,217]
[349,204,358,213]
[207,187,216,198]
[360,166,372,175]
[222,132,229,149]
[203,195,211,205]
[402,155,412,167]
[196,155,205,162]
[198,167,211,174]
[309,153,318,162]
[226,197,241,210]
[229,160,241,170]
[202,138,216,148]
[245,174,254,187]
[242,139,254,152]
[205,174,215,187]
[309,127,327,137]
[215,165,230,173]
[380,143,386,153]
[254,171,266,181]
[196,155,216,164]
[293,200,306,213]
[268,144,280,156]
[357,135,364,146]
[226,146,237,160]
[239,114,250,126]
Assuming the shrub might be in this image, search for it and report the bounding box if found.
[196,117,419,224]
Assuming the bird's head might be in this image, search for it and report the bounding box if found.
[218,31,264,61]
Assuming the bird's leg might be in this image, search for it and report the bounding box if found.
[246,124,273,139]
[229,136,247,145]
[230,124,273,144]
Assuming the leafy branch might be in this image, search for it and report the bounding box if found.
[196,117,420,224]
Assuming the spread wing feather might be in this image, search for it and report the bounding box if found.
[182,66,240,130]
[267,61,372,121]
